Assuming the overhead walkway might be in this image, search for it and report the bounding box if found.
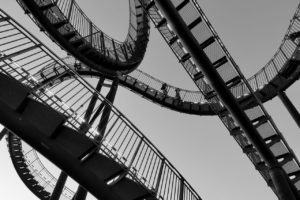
[0,9,201,200]
[15,0,150,76]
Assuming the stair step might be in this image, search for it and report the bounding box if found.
[83,153,125,181]
[39,3,56,11]
[238,95,256,108]
[281,59,300,79]
[265,135,281,147]
[251,115,268,126]
[188,17,202,30]
[199,36,215,49]
[78,45,92,54]
[213,56,228,69]
[155,18,167,28]
[111,177,153,200]
[193,71,204,81]
[243,144,255,154]
[22,99,66,137]
[176,0,189,11]
[0,73,30,111]
[255,162,268,171]
[276,153,293,166]
[180,53,191,63]
[55,126,95,159]
[53,20,68,29]
[226,76,242,88]
[71,39,85,48]
[168,35,178,45]
[62,31,77,40]
[146,1,155,10]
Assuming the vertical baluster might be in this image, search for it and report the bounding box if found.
[89,21,93,45]
[161,167,170,198]
[155,159,165,193]
[278,91,300,128]
[128,138,143,168]
[100,32,105,54]
[138,146,150,175]
[179,177,184,200]
[144,151,154,179]
[121,44,129,61]
[67,0,74,20]
[112,39,119,61]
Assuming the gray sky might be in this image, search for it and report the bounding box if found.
[0,0,300,199]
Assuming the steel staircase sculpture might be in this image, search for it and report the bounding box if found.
[0,0,300,199]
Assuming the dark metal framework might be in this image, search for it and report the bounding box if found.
[0,0,300,199]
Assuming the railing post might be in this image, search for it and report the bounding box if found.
[89,21,93,44]
[67,0,75,20]
[100,32,105,53]
[278,90,300,128]
[112,39,119,61]
[179,177,185,200]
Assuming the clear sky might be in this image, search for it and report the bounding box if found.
[0,0,300,199]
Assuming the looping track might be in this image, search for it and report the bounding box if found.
[1,0,300,200]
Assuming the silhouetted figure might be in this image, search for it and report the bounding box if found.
[161,83,168,97]
[175,88,181,101]
[74,61,81,70]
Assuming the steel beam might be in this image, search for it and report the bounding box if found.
[278,91,300,128]
[50,171,68,200]
[153,1,296,199]
[96,79,119,141]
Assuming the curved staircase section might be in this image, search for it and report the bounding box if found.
[0,9,201,200]
[16,0,150,76]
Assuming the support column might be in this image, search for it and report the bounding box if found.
[79,78,105,135]
[73,185,88,200]
[153,1,296,199]
[50,171,68,200]
[96,79,119,141]
[278,91,300,128]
